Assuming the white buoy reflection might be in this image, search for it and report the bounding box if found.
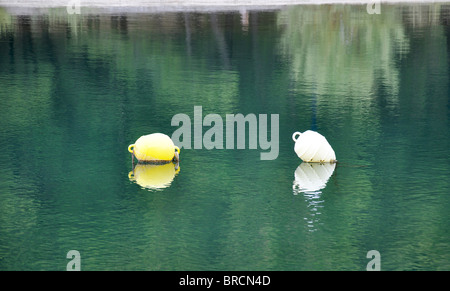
[293,162,336,232]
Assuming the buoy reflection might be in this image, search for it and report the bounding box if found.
[129,162,180,191]
[293,162,336,194]
[293,162,336,232]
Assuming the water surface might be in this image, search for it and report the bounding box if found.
[0,4,449,270]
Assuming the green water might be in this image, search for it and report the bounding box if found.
[0,4,449,271]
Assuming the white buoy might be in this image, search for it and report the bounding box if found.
[292,130,336,163]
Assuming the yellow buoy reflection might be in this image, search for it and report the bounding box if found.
[293,162,336,194]
[129,162,180,190]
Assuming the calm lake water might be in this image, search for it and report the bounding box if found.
[0,3,449,271]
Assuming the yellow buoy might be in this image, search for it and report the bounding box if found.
[128,133,180,163]
[129,162,180,190]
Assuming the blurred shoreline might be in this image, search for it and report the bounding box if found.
[1,0,449,13]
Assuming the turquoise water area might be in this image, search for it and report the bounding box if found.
[0,4,449,270]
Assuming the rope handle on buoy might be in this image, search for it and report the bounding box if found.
[292,132,301,142]
[173,146,181,163]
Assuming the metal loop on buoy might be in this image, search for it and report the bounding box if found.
[292,132,301,142]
